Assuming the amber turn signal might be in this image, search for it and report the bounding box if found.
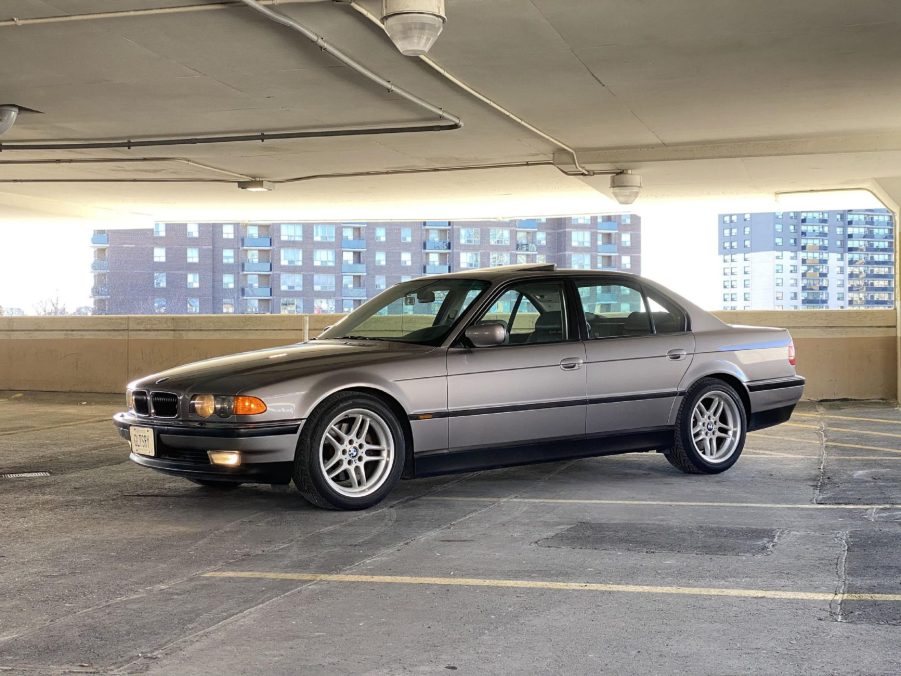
[234,396,267,415]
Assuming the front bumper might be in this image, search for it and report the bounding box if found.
[113,412,303,483]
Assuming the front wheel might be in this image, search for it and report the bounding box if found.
[665,378,747,474]
[293,393,405,510]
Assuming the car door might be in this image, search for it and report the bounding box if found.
[446,279,587,450]
[577,277,695,435]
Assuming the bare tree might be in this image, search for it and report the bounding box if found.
[32,295,67,316]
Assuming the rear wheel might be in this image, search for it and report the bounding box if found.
[665,378,746,474]
[293,392,405,510]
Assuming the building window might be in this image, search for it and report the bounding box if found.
[400,252,412,266]
[187,273,200,288]
[621,232,631,247]
[460,252,481,268]
[374,227,387,242]
[222,300,235,314]
[154,298,166,313]
[375,275,387,290]
[281,274,302,291]
[490,252,510,266]
[187,247,199,263]
[743,239,751,248]
[401,228,413,243]
[280,298,301,314]
[536,232,547,246]
[572,216,591,225]
[313,274,335,292]
[313,250,336,266]
[375,251,387,266]
[153,247,166,262]
[223,273,235,289]
[187,298,200,314]
[459,228,480,245]
[571,231,591,248]
[222,224,234,239]
[313,224,335,242]
[154,223,166,237]
[571,253,591,269]
[281,224,303,241]
[281,248,302,266]
[775,264,783,273]
[489,228,510,246]
[621,255,631,270]
[187,223,199,238]
[153,272,166,288]
[314,298,336,313]
[223,249,235,264]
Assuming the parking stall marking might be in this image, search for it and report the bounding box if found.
[793,412,901,426]
[202,571,901,603]
[419,496,901,510]
[785,422,901,440]
[749,433,901,455]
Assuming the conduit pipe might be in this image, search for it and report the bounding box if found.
[0,157,254,180]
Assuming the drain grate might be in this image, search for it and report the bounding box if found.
[0,471,51,479]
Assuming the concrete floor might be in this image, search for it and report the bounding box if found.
[0,391,899,675]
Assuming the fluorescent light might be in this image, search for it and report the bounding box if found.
[237,180,274,192]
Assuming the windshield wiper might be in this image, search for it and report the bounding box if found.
[340,335,385,341]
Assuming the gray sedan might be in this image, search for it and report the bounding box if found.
[114,264,805,510]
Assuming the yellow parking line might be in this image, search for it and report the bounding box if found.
[828,426,901,440]
[827,441,901,455]
[744,454,901,461]
[794,412,901,426]
[202,571,901,603]
[420,496,900,510]
[749,433,820,445]
[784,422,823,430]
[748,433,901,455]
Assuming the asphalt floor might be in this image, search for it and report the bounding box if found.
[0,391,899,675]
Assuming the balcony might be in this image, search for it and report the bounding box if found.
[91,234,109,246]
[342,287,367,298]
[802,283,828,291]
[341,239,366,250]
[515,243,537,253]
[242,261,272,273]
[91,260,109,271]
[242,287,272,298]
[424,240,451,251]
[597,220,619,231]
[242,236,272,248]
[342,263,366,274]
[424,220,450,228]
[597,244,618,254]
[515,219,538,230]
[424,264,451,274]
[91,286,109,298]
[802,298,829,305]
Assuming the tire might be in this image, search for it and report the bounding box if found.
[665,378,747,474]
[293,392,405,510]
[187,478,242,489]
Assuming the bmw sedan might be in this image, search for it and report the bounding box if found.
[114,264,805,509]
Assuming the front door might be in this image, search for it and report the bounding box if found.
[446,279,587,450]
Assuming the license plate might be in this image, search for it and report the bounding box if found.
[130,426,156,457]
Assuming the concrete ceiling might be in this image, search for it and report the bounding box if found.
[1,0,901,221]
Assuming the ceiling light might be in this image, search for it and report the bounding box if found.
[237,179,274,192]
[610,170,642,205]
[0,105,19,136]
[382,0,446,56]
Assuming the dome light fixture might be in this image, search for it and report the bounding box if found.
[610,170,642,205]
[382,0,446,56]
[237,179,274,192]
[0,105,19,136]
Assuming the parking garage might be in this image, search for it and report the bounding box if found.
[1,1,900,673]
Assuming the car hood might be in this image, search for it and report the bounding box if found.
[129,340,435,394]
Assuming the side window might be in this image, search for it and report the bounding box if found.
[475,281,568,345]
[646,292,687,334]
[578,282,651,339]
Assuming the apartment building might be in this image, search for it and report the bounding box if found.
[91,215,640,315]
[718,209,894,310]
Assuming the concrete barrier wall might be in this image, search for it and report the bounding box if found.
[0,310,896,401]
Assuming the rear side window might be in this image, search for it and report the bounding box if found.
[646,292,687,334]
[577,282,650,338]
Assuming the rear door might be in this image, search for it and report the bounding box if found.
[446,279,587,450]
[576,277,694,435]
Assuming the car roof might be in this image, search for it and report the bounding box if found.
[430,263,643,283]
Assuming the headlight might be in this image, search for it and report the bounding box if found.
[190,394,267,418]
[126,389,135,411]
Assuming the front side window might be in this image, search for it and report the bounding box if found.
[474,280,568,345]
[318,278,489,346]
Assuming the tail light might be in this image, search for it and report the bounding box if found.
[788,341,797,367]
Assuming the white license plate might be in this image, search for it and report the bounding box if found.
[130,426,156,457]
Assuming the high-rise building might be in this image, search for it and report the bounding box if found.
[718,209,894,310]
[91,215,641,315]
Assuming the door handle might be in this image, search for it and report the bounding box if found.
[667,348,688,361]
[560,357,583,371]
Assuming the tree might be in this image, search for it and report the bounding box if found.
[33,295,67,316]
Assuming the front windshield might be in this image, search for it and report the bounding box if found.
[318,278,490,346]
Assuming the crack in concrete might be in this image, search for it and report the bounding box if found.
[812,403,829,504]
[828,530,850,623]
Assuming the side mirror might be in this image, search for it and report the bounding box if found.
[464,322,507,347]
